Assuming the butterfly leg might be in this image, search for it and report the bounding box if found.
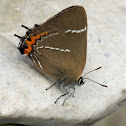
[55,92,69,104]
[62,85,76,106]
[54,84,69,104]
[62,91,72,106]
[72,86,75,97]
[69,83,76,97]
[67,86,73,97]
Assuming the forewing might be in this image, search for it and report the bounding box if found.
[31,6,87,80]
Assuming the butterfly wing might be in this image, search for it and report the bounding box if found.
[30,6,87,82]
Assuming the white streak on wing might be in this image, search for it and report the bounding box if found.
[65,30,71,33]
[33,32,60,55]
[76,30,81,33]
[30,54,36,64]
[60,49,64,52]
[36,46,70,55]
[37,46,44,49]
[48,32,59,37]
[72,30,76,33]
[81,28,86,32]
[33,55,43,69]
[44,46,50,49]
[55,48,60,50]
[34,31,71,54]
[65,49,70,52]
[50,47,55,50]
[65,25,86,34]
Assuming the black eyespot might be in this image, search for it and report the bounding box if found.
[27,37,31,41]
[24,44,28,49]
[43,34,47,37]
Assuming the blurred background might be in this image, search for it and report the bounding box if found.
[93,103,126,126]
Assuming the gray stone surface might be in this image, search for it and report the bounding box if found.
[0,0,126,126]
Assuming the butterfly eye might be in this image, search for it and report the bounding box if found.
[78,76,85,86]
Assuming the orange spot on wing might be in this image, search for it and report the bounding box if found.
[40,32,48,37]
[30,37,35,44]
[31,34,40,40]
[45,32,48,34]
[26,40,33,45]
[25,43,32,53]
[26,34,41,45]
[24,50,29,55]
[23,32,48,55]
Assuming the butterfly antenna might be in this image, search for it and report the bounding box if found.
[84,78,108,88]
[21,24,32,31]
[83,66,102,77]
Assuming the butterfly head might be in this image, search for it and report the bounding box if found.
[78,76,85,86]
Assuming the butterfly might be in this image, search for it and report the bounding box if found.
[15,6,107,105]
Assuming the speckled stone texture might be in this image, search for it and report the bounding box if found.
[0,0,126,126]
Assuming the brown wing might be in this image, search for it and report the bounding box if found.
[30,6,87,82]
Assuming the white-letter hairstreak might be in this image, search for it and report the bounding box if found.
[14,6,107,105]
